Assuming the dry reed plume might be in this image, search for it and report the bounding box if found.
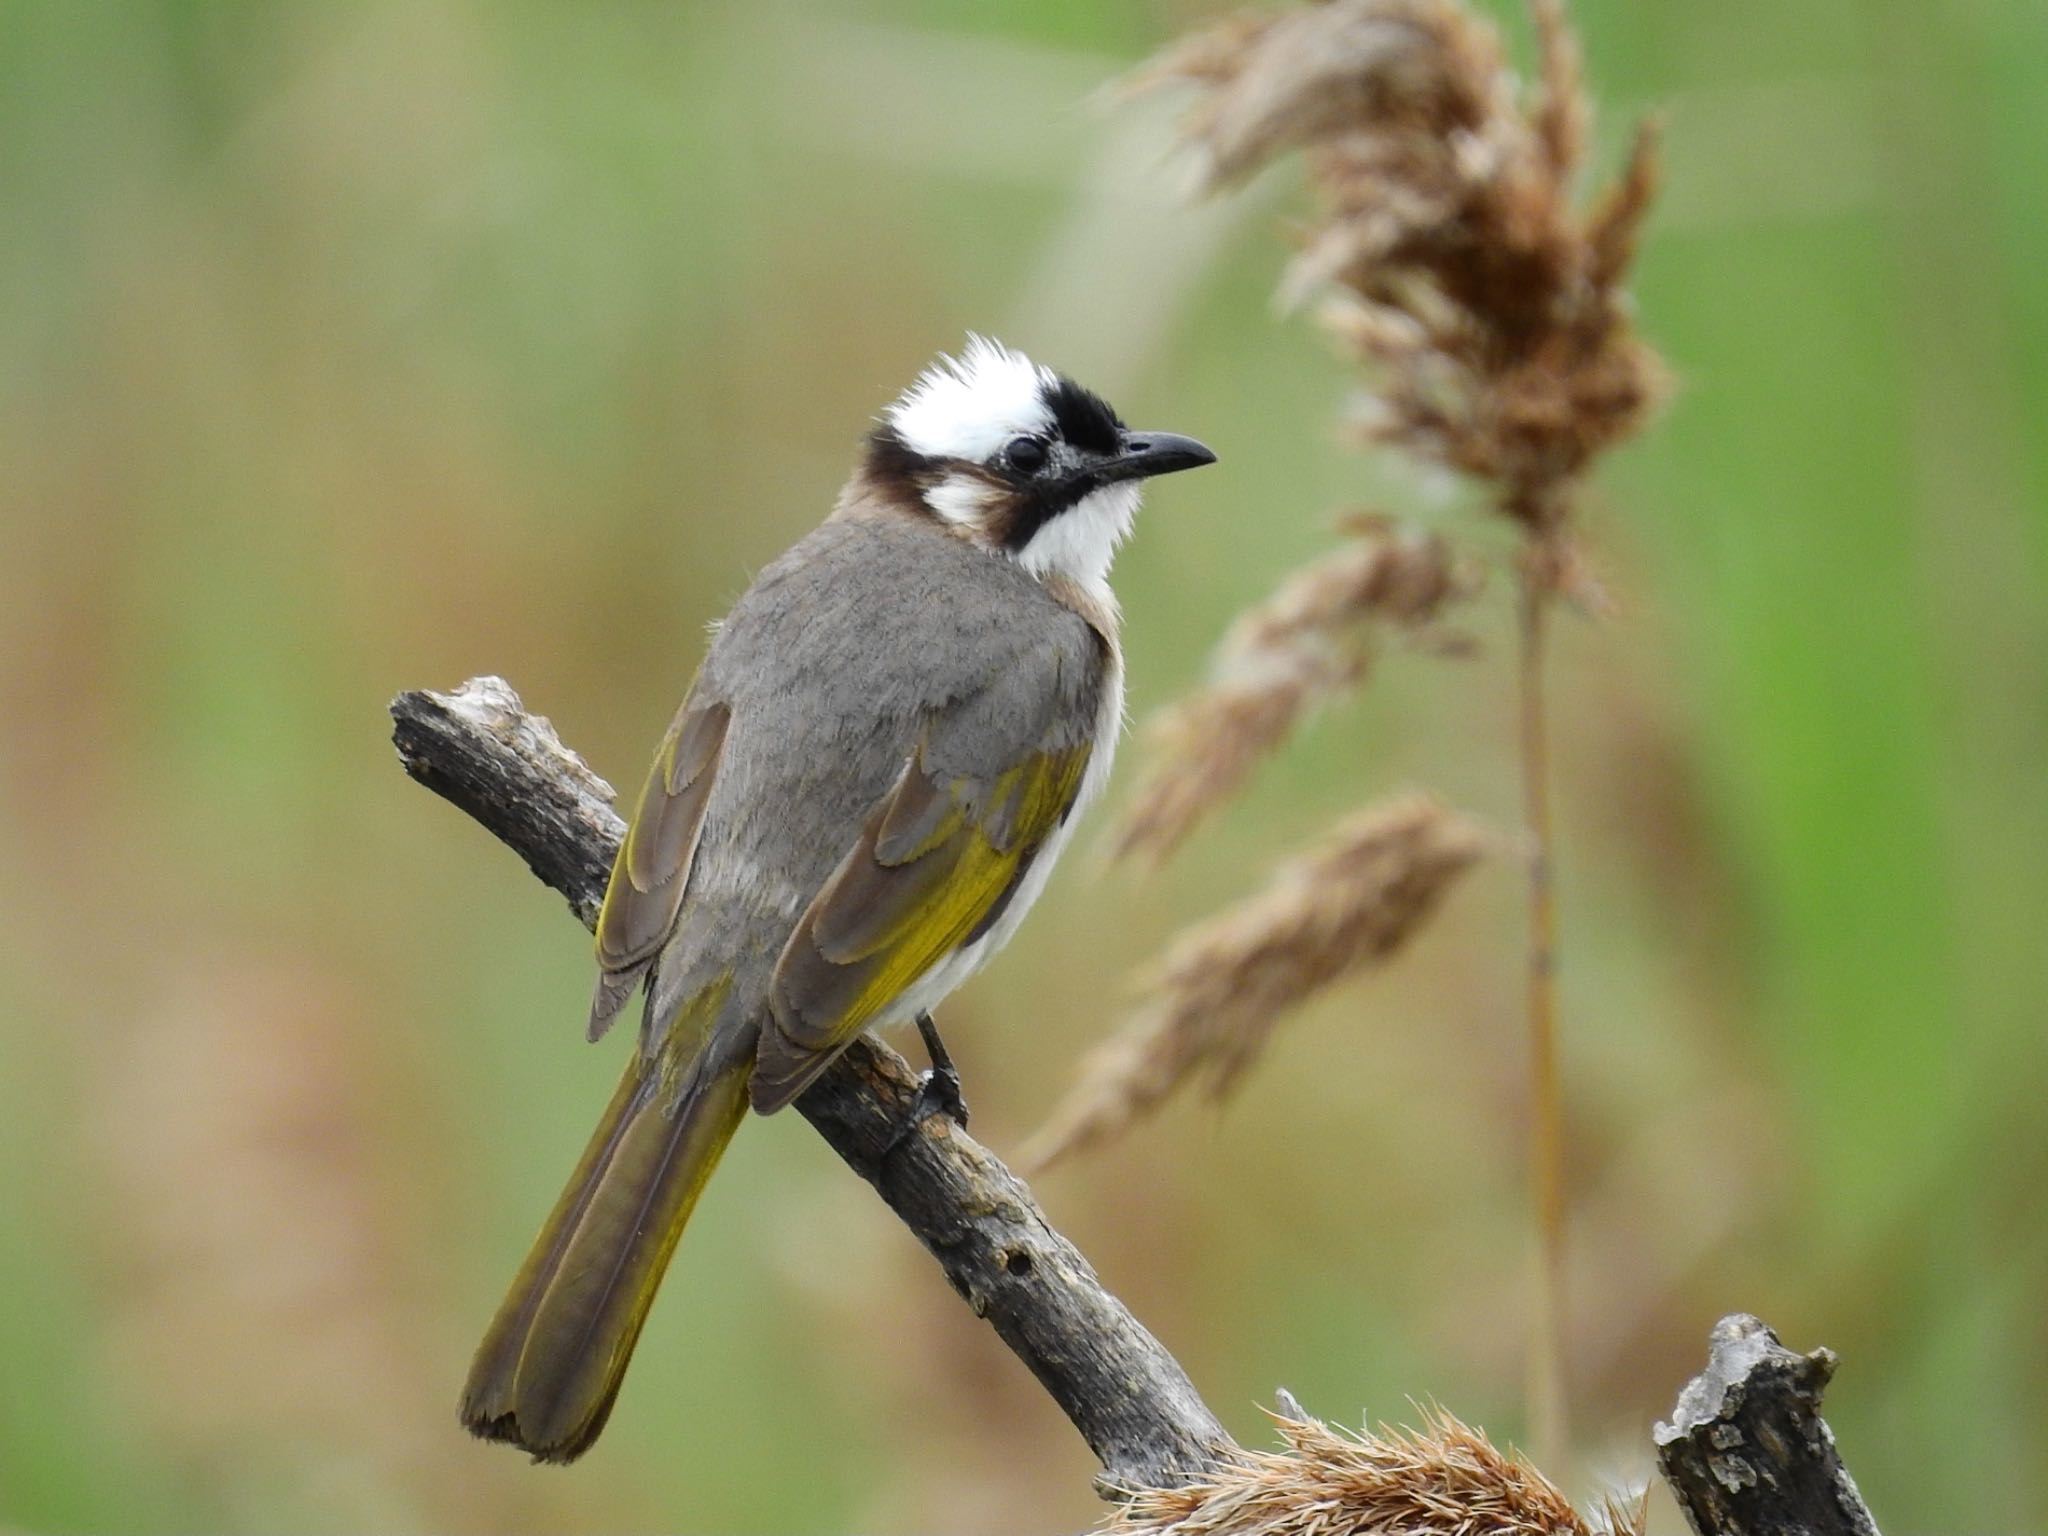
[1102,1403,1635,1536]
[1025,796,1484,1172]
[1134,0,1663,532]
[1114,516,1474,865]
[1062,0,1665,1469]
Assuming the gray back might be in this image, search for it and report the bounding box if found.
[644,512,1106,1044]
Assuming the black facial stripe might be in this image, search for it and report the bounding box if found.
[1001,475,1101,552]
[1001,373,1126,549]
[1039,375,1124,455]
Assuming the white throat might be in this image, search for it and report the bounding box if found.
[1015,481,1141,599]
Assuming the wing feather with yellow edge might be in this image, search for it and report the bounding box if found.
[752,736,1092,1112]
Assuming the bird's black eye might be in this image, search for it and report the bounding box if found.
[1005,435,1048,475]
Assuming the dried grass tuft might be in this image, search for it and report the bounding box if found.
[1136,0,1664,534]
[1114,517,1474,864]
[1102,1402,1632,1536]
[1025,796,1485,1171]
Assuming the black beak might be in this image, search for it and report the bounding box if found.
[1103,429,1217,483]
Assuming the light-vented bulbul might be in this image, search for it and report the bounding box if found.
[461,337,1215,1461]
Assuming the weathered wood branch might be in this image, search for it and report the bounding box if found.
[1655,1313,1881,1536]
[391,676,1234,1495]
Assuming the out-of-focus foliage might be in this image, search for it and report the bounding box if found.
[1,2,2043,1532]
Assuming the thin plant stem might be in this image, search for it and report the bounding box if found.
[1516,545,1568,1471]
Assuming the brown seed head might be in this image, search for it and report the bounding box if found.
[1135,0,1666,532]
[1026,795,1485,1172]
[1112,518,1474,865]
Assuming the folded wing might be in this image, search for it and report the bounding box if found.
[752,707,1094,1114]
[586,693,731,1041]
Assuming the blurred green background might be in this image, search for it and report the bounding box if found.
[3,0,2044,1531]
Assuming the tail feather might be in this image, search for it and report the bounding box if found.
[460,1040,752,1462]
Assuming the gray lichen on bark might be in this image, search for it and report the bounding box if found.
[1655,1313,1880,1536]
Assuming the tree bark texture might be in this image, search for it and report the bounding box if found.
[1655,1313,1882,1536]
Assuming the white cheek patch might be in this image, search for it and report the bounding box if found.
[888,334,1055,463]
[925,471,1002,531]
[1016,482,1143,595]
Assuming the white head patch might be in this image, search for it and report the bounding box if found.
[887,335,1055,463]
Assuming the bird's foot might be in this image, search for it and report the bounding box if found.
[908,1060,970,1133]
[886,1012,970,1156]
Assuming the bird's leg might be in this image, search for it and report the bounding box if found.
[888,1011,970,1155]
[881,1013,970,1157]
[912,1010,969,1128]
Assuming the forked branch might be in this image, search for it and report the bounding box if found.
[391,676,1234,1496]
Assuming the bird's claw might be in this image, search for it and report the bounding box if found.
[909,1062,969,1133]
[885,1011,971,1157]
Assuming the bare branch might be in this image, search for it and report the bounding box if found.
[1655,1314,1882,1536]
[390,677,1234,1496]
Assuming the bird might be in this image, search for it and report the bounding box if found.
[459,335,1216,1462]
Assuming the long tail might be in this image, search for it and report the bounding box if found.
[459,1039,752,1462]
